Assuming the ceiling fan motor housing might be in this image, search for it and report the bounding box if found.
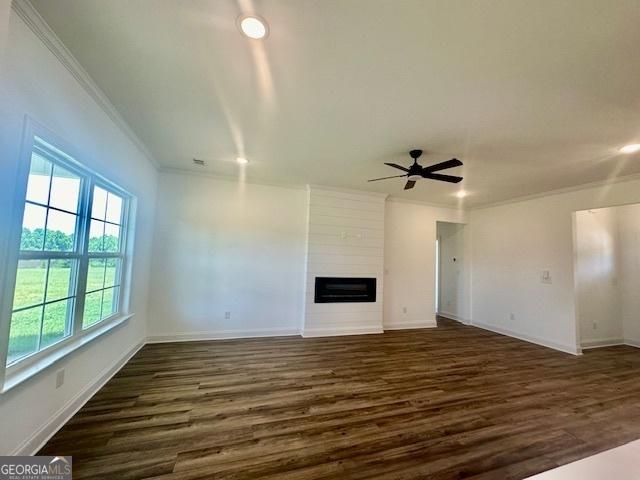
[408,162,423,181]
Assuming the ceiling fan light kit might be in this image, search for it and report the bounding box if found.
[368,149,463,190]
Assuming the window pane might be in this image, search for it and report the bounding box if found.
[41,299,72,349]
[49,164,81,213]
[101,287,118,319]
[46,259,75,302]
[87,259,106,292]
[92,186,107,220]
[105,192,123,224]
[104,223,120,253]
[13,259,47,310]
[104,258,121,288]
[88,219,105,252]
[83,291,103,328]
[25,153,52,205]
[20,204,47,251]
[45,209,77,252]
[8,306,42,364]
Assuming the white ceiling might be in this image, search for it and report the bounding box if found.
[31,0,640,207]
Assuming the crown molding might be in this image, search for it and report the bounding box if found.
[11,0,160,171]
[470,171,640,211]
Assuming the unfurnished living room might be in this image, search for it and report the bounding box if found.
[1,0,640,478]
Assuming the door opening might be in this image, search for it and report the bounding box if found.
[436,221,467,323]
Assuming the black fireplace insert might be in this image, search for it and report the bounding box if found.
[314,277,376,303]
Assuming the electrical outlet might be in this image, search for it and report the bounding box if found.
[541,270,552,284]
[55,369,65,389]
[592,321,598,330]
[510,313,516,321]
[402,307,407,314]
[224,311,231,320]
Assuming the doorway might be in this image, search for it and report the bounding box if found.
[436,221,467,323]
[573,203,640,349]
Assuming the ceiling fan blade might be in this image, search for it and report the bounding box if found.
[404,180,416,190]
[422,172,463,183]
[367,174,407,182]
[384,162,409,172]
[422,158,463,173]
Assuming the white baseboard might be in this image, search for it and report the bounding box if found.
[384,321,437,330]
[302,325,383,337]
[581,338,625,349]
[11,340,145,456]
[472,321,580,355]
[437,312,471,325]
[147,327,300,343]
[624,338,640,349]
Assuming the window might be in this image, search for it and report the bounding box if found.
[3,135,132,374]
[83,186,124,328]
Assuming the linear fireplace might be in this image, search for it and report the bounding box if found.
[314,277,376,303]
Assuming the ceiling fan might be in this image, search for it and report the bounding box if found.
[368,149,463,190]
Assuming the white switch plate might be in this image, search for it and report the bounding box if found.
[55,369,65,389]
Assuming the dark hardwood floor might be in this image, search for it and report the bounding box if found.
[39,318,640,479]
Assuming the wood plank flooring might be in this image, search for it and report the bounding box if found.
[39,318,640,479]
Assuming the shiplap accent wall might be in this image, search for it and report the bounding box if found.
[302,187,387,336]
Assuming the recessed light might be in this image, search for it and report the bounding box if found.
[239,15,268,39]
[236,156,249,165]
[455,190,467,198]
[620,144,640,154]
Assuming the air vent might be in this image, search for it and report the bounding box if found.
[193,158,205,166]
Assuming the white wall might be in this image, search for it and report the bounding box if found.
[302,187,386,336]
[616,204,640,345]
[384,199,467,329]
[147,182,469,339]
[0,0,9,55]
[469,178,640,355]
[437,221,467,322]
[574,209,622,346]
[147,172,308,340]
[0,9,157,455]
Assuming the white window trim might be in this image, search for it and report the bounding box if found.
[0,118,138,393]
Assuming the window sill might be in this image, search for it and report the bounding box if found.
[1,313,134,394]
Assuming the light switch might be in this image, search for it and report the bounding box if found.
[55,369,65,388]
